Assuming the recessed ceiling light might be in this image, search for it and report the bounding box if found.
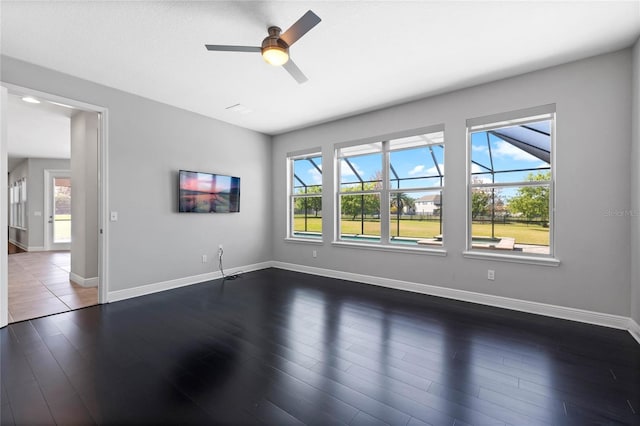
[225,104,252,115]
[22,96,41,104]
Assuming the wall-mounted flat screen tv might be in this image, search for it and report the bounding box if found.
[179,170,240,213]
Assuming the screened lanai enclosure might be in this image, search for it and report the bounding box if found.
[291,115,552,254]
[469,113,553,254]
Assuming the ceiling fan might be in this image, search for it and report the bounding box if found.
[205,10,321,84]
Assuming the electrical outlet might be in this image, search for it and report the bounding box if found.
[487,269,495,281]
[202,255,207,263]
[312,250,317,258]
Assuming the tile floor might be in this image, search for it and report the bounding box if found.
[8,251,98,323]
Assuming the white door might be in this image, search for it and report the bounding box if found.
[45,170,72,251]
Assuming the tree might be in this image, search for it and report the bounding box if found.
[54,185,71,215]
[341,183,380,220]
[471,190,490,219]
[294,185,322,217]
[507,172,550,223]
[391,193,415,215]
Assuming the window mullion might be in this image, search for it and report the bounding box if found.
[380,140,390,243]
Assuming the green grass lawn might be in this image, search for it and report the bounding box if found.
[294,215,549,246]
[471,221,549,246]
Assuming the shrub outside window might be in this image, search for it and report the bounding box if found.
[468,109,554,256]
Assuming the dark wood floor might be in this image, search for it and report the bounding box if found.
[1,268,639,425]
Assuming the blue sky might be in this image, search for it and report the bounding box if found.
[471,131,549,184]
[339,146,445,190]
[294,124,550,201]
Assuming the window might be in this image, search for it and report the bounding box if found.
[9,178,27,229]
[288,151,323,240]
[467,108,554,257]
[336,128,445,248]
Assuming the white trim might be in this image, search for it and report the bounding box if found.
[98,109,109,305]
[69,272,99,288]
[271,262,637,341]
[107,261,272,303]
[9,241,47,252]
[8,239,27,251]
[332,241,447,256]
[629,318,640,344]
[0,86,7,328]
[284,237,324,245]
[463,250,560,266]
[466,104,556,128]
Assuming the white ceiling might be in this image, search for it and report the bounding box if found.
[6,94,72,170]
[1,1,639,136]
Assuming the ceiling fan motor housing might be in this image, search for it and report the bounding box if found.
[262,26,289,53]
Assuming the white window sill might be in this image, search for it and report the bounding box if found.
[284,237,324,245]
[463,250,560,266]
[332,240,447,256]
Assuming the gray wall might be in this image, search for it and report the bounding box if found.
[272,49,634,317]
[2,56,273,292]
[8,157,71,249]
[632,38,640,325]
[71,111,99,281]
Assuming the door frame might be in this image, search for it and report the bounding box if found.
[0,82,110,327]
[1,86,8,328]
[44,169,72,251]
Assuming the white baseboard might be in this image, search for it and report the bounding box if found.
[272,261,638,342]
[27,246,46,252]
[107,261,272,303]
[69,272,99,288]
[8,239,28,251]
[102,258,639,345]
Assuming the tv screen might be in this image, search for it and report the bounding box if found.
[179,170,240,213]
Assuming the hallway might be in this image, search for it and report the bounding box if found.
[8,250,98,323]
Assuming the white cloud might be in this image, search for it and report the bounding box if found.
[340,161,364,178]
[308,168,322,185]
[471,163,485,174]
[472,145,487,152]
[493,141,539,162]
[425,163,445,176]
[408,165,425,176]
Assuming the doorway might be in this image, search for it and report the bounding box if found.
[45,170,72,251]
[1,84,108,326]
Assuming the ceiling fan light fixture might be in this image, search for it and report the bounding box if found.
[262,46,289,66]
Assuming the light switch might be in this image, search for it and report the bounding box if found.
[110,211,118,222]
[34,211,42,217]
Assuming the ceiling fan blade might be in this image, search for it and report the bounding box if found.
[280,10,321,46]
[205,45,261,52]
[283,58,308,84]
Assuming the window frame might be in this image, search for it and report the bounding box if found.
[9,178,27,230]
[334,125,446,255]
[286,149,324,243]
[465,105,559,265]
